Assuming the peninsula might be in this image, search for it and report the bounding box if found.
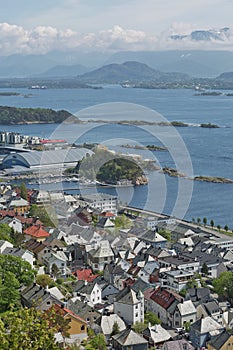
[0,106,80,125]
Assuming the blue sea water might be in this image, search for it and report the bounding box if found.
[0,86,232,228]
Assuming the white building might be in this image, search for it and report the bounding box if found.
[114,287,144,325]
[80,193,118,215]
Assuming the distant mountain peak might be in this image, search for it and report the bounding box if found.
[170,27,232,42]
[77,61,189,83]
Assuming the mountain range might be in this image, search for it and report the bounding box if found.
[2,49,233,79]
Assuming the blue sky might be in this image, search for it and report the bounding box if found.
[1,0,232,32]
[0,0,233,54]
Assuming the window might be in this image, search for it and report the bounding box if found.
[81,325,85,331]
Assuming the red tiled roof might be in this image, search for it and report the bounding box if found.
[0,210,43,226]
[127,265,141,277]
[144,287,156,301]
[150,287,176,309]
[123,277,136,287]
[0,210,16,217]
[73,268,99,282]
[100,211,115,217]
[24,225,50,238]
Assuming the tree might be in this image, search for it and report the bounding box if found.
[0,224,14,244]
[144,311,161,325]
[111,321,120,335]
[158,229,171,242]
[184,321,191,332]
[0,307,60,349]
[20,182,28,201]
[186,277,199,289]
[213,271,233,300]
[132,321,146,333]
[90,334,106,350]
[0,223,24,247]
[0,254,35,286]
[29,204,57,227]
[197,218,201,225]
[0,271,20,313]
[36,274,54,288]
[224,225,229,232]
[115,215,131,229]
[43,305,71,339]
[210,219,214,228]
[51,263,60,279]
[217,224,221,232]
[0,255,35,313]
[203,217,207,226]
[201,262,209,276]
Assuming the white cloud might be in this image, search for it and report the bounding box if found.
[1,22,233,56]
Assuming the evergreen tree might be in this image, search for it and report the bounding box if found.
[111,321,120,335]
[201,262,209,276]
[20,182,28,201]
[203,217,207,226]
[210,219,214,228]
[51,263,60,279]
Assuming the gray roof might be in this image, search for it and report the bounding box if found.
[162,339,195,350]
[100,314,126,335]
[2,246,31,258]
[143,324,171,344]
[112,328,148,346]
[203,300,221,315]
[141,230,167,243]
[186,287,211,304]
[67,299,100,323]
[207,330,231,349]
[183,251,226,266]
[177,300,196,316]
[3,148,93,168]
[115,286,141,304]
[191,316,223,334]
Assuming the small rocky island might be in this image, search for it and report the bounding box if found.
[161,167,186,177]
[194,176,233,183]
[121,144,168,151]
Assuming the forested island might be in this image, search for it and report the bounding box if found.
[0,106,80,125]
[67,146,156,185]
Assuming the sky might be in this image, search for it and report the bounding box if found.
[1,0,233,55]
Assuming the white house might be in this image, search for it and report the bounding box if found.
[8,217,23,234]
[0,239,13,253]
[172,300,197,328]
[114,286,144,325]
[78,282,102,305]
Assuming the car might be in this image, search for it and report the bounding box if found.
[175,328,184,333]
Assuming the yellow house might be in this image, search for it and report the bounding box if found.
[9,198,30,214]
[207,331,233,350]
[53,304,88,340]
